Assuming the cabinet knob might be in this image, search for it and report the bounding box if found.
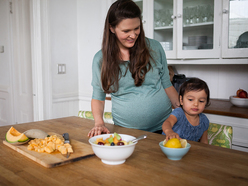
[177,14,182,18]
[171,15,176,19]
[142,20,146,24]
[223,9,228,14]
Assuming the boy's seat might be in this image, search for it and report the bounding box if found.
[208,123,233,149]
[78,111,114,124]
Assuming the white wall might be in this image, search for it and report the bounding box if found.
[174,64,248,99]
[50,0,113,118]
[50,0,79,100]
[77,0,113,112]
[49,0,79,118]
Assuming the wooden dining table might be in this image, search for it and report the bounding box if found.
[1,116,248,185]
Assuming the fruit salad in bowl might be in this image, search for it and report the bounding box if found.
[94,132,134,146]
[88,133,137,165]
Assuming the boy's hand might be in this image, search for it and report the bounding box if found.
[165,131,180,141]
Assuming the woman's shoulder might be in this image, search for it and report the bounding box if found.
[94,50,102,59]
[146,37,161,48]
[145,37,165,61]
[93,50,103,65]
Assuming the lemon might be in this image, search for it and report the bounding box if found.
[164,138,182,148]
[180,139,187,148]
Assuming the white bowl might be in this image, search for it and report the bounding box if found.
[88,134,137,165]
[229,96,248,108]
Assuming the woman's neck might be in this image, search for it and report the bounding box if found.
[119,48,130,61]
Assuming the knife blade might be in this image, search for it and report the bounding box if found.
[62,133,71,158]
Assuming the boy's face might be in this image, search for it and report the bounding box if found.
[180,90,207,117]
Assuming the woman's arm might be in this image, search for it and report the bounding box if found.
[87,99,110,137]
[200,130,208,144]
[162,115,179,140]
[164,86,180,108]
[92,99,105,126]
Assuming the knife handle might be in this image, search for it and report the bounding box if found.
[63,133,69,140]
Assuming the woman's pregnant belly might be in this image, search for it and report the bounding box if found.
[111,87,172,132]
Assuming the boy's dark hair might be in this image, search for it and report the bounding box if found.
[179,78,210,107]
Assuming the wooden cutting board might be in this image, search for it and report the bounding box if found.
[3,133,95,168]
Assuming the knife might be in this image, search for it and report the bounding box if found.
[62,133,71,158]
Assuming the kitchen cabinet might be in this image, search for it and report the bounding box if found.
[206,113,248,153]
[135,0,248,63]
[222,0,248,58]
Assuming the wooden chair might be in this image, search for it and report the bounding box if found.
[78,111,114,124]
[208,123,233,149]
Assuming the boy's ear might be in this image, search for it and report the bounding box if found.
[179,95,183,105]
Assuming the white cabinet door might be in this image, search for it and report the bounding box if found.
[150,0,177,59]
[177,0,221,59]
[134,0,154,39]
[222,0,248,58]
[142,0,221,60]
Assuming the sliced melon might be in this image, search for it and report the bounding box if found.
[6,126,29,143]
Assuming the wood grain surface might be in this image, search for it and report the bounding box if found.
[0,116,248,185]
[204,99,248,118]
[3,132,94,168]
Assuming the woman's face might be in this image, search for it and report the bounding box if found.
[110,18,140,50]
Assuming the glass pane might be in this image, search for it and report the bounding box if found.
[183,0,214,50]
[154,0,174,51]
[134,0,143,19]
[229,0,248,49]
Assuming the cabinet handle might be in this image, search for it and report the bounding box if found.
[177,14,182,18]
[223,9,228,14]
[171,15,176,19]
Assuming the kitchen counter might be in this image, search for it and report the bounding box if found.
[106,97,248,119]
[1,117,248,185]
[204,99,248,119]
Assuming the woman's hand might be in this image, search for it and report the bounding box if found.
[88,124,110,138]
[165,131,180,141]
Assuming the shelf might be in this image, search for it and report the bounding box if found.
[154,22,213,31]
[167,58,248,65]
[183,21,214,28]
[154,26,173,30]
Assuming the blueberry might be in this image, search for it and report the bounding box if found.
[111,142,115,146]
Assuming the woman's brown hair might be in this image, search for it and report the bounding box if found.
[101,0,153,93]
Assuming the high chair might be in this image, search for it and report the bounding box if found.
[208,123,233,149]
[78,111,114,124]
